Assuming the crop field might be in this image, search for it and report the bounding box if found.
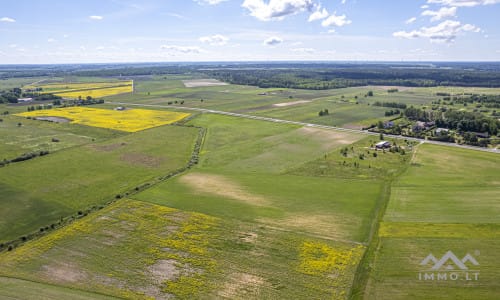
[25,80,133,99]
[0,113,122,160]
[0,125,198,243]
[363,144,500,299]
[1,74,500,299]
[16,107,190,132]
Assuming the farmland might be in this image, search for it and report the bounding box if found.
[0,70,499,299]
[17,107,190,132]
[25,80,133,99]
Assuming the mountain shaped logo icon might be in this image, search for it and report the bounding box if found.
[420,251,479,271]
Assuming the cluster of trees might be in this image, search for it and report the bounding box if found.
[384,109,401,117]
[1,150,49,167]
[0,88,22,103]
[318,109,330,116]
[373,101,407,109]
[404,106,499,136]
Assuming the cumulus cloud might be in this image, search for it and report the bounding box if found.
[406,17,417,24]
[199,34,229,46]
[263,36,283,46]
[393,20,480,43]
[422,6,457,21]
[308,8,328,22]
[0,17,16,22]
[195,0,227,4]
[427,0,500,6]
[160,45,202,54]
[321,12,351,27]
[89,15,103,20]
[242,0,315,21]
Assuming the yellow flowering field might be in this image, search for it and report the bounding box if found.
[297,241,365,299]
[16,107,190,132]
[0,199,221,299]
[25,81,133,99]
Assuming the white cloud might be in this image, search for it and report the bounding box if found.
[242,0,315,21]
[0,17,16,22]
[199,34,229,46]
[422,6,457,21]
[427,0,500,7]
[406,17,417,24]
[421,5,430,8]
[263,36,283,46]
[291,47,315,53]
[195,0,227,4]
[96,46,105,51]
[321,13,351,27]
[308,8,328,21]
[47,38,56,43]
[393,20,480,43]
[160,45,202,54]
[342,0,347,4]
[89,15,103,20]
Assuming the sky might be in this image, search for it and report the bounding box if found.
[0,0,499,64]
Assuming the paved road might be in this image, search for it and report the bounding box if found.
[108,101,499,154]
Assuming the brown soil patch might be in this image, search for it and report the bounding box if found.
[42,262,88,283]
[182,79,228,88]
[120,152,163,168]
[372,85,413,92]
[219,273,265,299]
[297,127,362,150]
[35,116,71,123]
[273,100,311,107]
[259,213,361,241]
[148,259,181,284]
[179,173,270,206]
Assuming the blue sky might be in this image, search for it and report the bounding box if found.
[0,0,499,63]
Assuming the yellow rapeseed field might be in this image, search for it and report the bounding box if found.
[25,81,133,99]
[17,107,190,132]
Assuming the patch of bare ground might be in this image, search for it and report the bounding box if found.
[90,142,127,152]
[343,123,364,130]
[179,173,270,206]
[218,273,266,299]
[148,259,181,285]
[272,100,311,107]
[297,127,361,150]
[182,79,228,88]
[372,85,413,92]
[258,213,361,241]
[41,262,88,283]
[120,152,164,168]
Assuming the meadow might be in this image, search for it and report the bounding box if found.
[17,107,190,132]
[1,74,499,299]
[363,144,500,299]
[0,124,198,243]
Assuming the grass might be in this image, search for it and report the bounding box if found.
[363,143,500,299]
[385,144,500,223]
[0,113,122,160]
[0,277,119,300]
[0,124,198,243]
[16,107,190,132]
[0,198,366,299]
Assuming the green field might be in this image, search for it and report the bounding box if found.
[364,144,500,299]
[0,124,198,243]
[1,75,500,299]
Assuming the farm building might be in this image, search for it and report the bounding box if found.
[17,97,33,103]
[375,141,391,149]
[435,128,449,135]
